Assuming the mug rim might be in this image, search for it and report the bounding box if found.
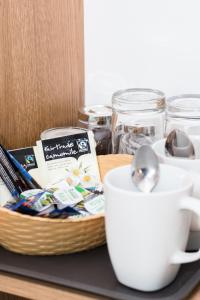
[104,163,193,197]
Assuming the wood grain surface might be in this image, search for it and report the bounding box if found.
[0,292,26,300]
[0,271,199,300]
[0,0,84,149]
[0,272,106,300]
[98,154,132,180]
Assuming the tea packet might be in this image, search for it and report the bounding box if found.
[34,131,101,188]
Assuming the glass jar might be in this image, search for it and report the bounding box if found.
[78,105,112,155]
[112,88,165,154]
[40,127,86,139]
[165,94,200,136]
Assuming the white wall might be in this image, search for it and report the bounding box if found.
[84,0,200,106]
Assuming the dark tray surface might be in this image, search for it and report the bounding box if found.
[0,245,199,300]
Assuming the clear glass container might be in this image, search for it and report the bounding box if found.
[112,88,165,154]
[78,105,112,155]
[165,94,200,136]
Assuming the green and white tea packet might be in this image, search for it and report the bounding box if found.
[84,194,105,215]
[53,187,83,209]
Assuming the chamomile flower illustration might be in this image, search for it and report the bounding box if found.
[80,173,97,189]
[65,154,98,188]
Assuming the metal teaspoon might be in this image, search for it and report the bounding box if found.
[165,129,195,159]
[131,145,160,193]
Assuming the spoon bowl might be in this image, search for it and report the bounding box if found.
[131,145,160,193]
[165,130,195,159]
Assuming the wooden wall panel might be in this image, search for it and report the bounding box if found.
[0,0,84,149]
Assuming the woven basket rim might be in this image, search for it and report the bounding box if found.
[0,206,104,223]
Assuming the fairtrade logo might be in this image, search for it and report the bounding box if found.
[76,139,89,152]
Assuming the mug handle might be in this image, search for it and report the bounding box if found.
[171,196,200,264]
[188,171,200,231]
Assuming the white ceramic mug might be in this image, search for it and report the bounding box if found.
[104,164,200,292]
[152,138,200,231]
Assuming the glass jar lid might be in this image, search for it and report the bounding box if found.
[78,105,112,126]
[112,88,165,112]
[40,127,87,140]
[167,94,200,119]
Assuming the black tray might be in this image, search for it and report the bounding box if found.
[0,245,199,300]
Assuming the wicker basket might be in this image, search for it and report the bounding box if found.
[0,154,132,255]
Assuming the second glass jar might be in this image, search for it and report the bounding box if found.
[112,88,166,155]
[165,94,200,136]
